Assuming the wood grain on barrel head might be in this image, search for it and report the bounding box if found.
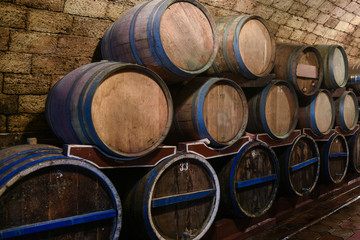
[150,159,215,239]
[315,91,333,134]
[91,71,168,155]
[160,2,214,71]
[333,47,346,86]
[343,93,357,129]
[328,135,347,182]
[238,19,273,76]
[288,137,318,195]
[265,83,296,137]
[296,50,320,95]
[235,147,276,216]
[203,82,244,143]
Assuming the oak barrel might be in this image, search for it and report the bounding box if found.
[208,15,275,79]
[101,0,218,82]
[348,129,360,174]
[318,133,349,183]
[246,80,299,140]
[218,141,279,217]
[0,144,122,239]
[124,153,220,239]
[277,134,320,197]
[172,77,248,147]
[274,44,323,97]
[346,62,360,94]
[297,89,335,136]
[46,61,173,158]
[334,91,359,132]
[314,45,348,89]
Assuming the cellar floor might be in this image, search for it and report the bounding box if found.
[245,183,360,240]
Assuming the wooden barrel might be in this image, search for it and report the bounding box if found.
[318,133,349,183]
[274,44,323,97]
[246,80,299,140]
[277,134,320,197]
[346,62,360,94]
[0,144,121,239]
[334,91,359,132]
[46,61,173,158]
[124,153,220,240]
[208,15,275,79]
[348,129,360,174]
[218,141,279,217]
[297,89,335,136]
[172,77,248,147]
[314,45,348,89]
[101,0,218,83]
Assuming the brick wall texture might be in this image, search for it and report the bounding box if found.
[1,0,360,147]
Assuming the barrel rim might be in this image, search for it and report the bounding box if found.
[287,45,324,97]
[259,80,299,140]
[143,152,220,240]
[337,90,359,132]
[284,134,320,197]
[324,133,349,184]
[229,141,280,218]
[348,129,360,173]
[152,0,219,76]
[0,145,122,239]
[193,77,248,147]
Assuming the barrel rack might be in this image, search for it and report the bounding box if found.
[63,124,359,240]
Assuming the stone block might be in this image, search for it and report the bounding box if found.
[303,8,320,20]
[57,35,99,57]
[0,94,18,114]
[335,32,350,44]
[15,0,64,11]
[254,4,275,20]
[270,10,290,25]
[0,52,31,74]
[314,13,331,24]
[72,17,112,38]
[288,2,308,16]
[289,29,306,42]
[350,16,360,25]
[267,20,280,33]
[7,113,49,132]
[353,28,360,38]
[345,2,360,13]
[32,55,75,75]
[9,31,57,54]
[324,28,338,40]
[3,74,51,95]
[319,1,336,14]
[303,33,318,45]
[0,115,5,133]
[325,17,340,28]
[233,0,256,14]
[301,21,317,32]
[276,25,293,39]
[341,12,355,23]
[286,16,306,29]
[271,0,293,11]
[334,0,351,8]
[19,95,47,114]
[335,21,350,32]
[105,3,133,21]
[0,3,26,28]
[64,0,108,18]
[305,0,325,8]
[28,9,73,34]
[314,36,329,44]
[257,0,273,6]
[345,24,355,34]
[0,27,9,51]
[330,6,346,18]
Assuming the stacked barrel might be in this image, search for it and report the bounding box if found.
[2,0,360,239]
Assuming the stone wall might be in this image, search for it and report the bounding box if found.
[0,0,360,148]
